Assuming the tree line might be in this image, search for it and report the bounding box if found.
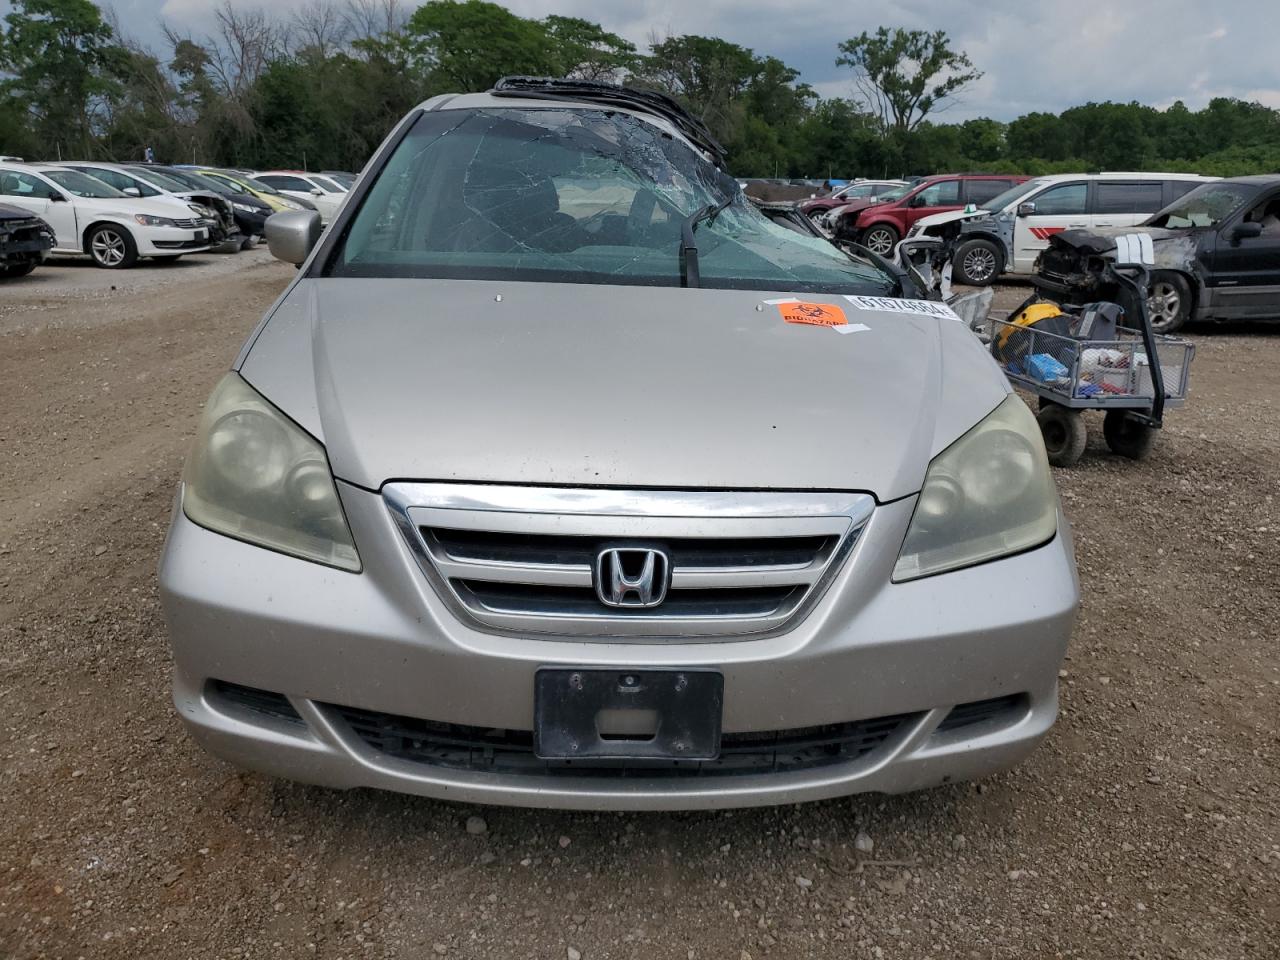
[3,0,1279,180]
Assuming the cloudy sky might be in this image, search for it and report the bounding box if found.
[14,0,1280,121]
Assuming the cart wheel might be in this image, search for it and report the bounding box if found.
[1037,404,1087,467]
[1103,410,1156,460]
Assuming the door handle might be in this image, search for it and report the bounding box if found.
[1070,222,1090,227]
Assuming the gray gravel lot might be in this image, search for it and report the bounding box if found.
[1,257,1277,959]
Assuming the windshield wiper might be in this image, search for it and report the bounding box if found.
[679,195,734,288]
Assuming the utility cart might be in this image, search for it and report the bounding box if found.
[990,262,1196,466]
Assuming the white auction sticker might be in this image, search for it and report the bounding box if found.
[844,295,963,322]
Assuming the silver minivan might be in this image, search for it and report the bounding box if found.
[159,80,1078,810]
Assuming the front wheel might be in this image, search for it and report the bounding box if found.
[1037,404,1087,467]
[87,224,138,269]
[953,238,1003,286]
[1103,410,1157,460]
[861,224,900,256]
[1146,271,1192,334]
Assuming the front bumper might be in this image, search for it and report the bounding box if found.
[159,484,1078,810]
[137,226,211,256]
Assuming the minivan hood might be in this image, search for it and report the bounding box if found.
[239,279,1009,501]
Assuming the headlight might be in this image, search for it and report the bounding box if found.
[232,202,259,214]
[893,395,1058,581]
[187,203,215,218]
[279,197,304,211]
[182,373,361,572]
[134,214,177,227]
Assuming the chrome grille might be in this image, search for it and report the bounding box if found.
[384,484,873,640]
[171,218,201,229]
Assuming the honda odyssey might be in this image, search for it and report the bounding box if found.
[159,79,1078,810]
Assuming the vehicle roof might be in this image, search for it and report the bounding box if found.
[1215,174,1280,186]
[417,91,700,158]
[920,173,1029,180]
[1026,171,1216,182]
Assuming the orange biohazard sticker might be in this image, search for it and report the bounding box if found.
[776,301,847,327]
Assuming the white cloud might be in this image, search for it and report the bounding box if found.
[33,0,1280,120]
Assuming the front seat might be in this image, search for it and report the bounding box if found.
[457,163,586,254]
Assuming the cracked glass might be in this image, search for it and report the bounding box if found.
[325,107,896,294]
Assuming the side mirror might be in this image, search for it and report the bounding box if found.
[265,209,323,265]
[48,192,67,202]
[1232,221,1263,244]
[1017,202,1036,217]
[311,188,324,197]
[123,186,141,197]
[908,194,926,208]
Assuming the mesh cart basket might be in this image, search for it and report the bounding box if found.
[991,263,1196,466]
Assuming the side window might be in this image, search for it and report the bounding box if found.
[914,179,961,206]
[260,175,313,191]
[965,179,1013,205]
[81,168,156,196]
[0,170,52,198]
[1095,182,1164,215]
[1244,192,1280,232]
[1167,180,1201,202]
[1031,182,1088,216]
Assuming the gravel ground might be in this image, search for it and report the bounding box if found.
[1,258,1277,960]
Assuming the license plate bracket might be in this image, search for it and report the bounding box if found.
[534,668,723,761]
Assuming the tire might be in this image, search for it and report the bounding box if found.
[240,234,257,250]
[0,260,37,278]
[953,238,1003,286]
[1146,271,1192,334]
[1103,410,1157,460]
[861,224,900,256]
[1036,404,1087,467]
[87,224,138,269]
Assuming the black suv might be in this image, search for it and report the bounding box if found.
[0,202,54,278]
[1037,175,1280,333]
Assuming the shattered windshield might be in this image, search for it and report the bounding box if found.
[1148,183,1254,228]
[325,107,896,294]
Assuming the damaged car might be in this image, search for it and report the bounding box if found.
[1036,176,1280,333]
[910,173,1215,286]
[0,202,54,278]
[159,77,1077,811]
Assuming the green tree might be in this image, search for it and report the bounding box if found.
[542,15,639,80]
[403,0,557,93]
[635,35,761,143]
[835,27,982,136]
[0,0,125,157]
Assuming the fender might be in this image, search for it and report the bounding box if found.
[80,217,133,252]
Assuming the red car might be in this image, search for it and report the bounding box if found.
[833,174,1030,255]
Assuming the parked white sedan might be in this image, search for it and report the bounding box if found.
[0,162,212,268]
[252,171,348,223]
